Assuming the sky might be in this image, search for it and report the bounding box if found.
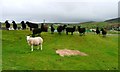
[0,0,119,23]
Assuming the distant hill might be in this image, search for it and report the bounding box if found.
[80,21,95,24]
[105,17,120,23]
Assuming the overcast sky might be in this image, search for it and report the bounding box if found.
[0,0,119,23]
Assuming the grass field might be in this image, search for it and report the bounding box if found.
[1,29,118,70]
[0,30,2,71]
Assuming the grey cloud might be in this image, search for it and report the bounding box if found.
[1,0,119,23]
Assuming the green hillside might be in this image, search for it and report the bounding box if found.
[1,30,118,70]
[105,17,120,23]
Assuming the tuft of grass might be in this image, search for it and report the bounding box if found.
[2,30,118,70]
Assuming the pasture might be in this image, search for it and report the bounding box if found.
[0,30,2,71]
[1,29,118,70]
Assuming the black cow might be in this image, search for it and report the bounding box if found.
[5,20,10,30]
[32,28,42,37]
[78,26,86,36]
[21,21,26,30]
[57,25,63,34]
[66,26,76,35]
[101,28,107,37]
[0,22,1,29]
[96,27,100,35]
[62,24,67,31]
[12,21,17,30]
[41,23,48,32]
[50,24,55,34]
[26,21,38,31]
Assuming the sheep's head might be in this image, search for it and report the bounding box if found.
[26,36,30,41]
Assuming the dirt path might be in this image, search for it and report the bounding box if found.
[56,49,88,57]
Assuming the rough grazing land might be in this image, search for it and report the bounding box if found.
[2,30,118,70]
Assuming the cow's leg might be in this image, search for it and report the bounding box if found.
[71,32,73,35]
[66,32,68,35]
[59,32,61,35]
[83,32,85,36]
[51,31,53,34]
[79,33,81,36]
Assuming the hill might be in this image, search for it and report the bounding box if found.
[2,30,118,70]
[105,17,120,23]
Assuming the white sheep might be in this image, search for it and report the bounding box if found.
[26,36,43,51]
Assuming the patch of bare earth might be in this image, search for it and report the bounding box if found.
[56,49,88,57]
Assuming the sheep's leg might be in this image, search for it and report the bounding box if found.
[37,45,39,50]
[40,44,42,50]
[31,45,33,51]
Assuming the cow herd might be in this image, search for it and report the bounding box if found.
[3,20,107,37]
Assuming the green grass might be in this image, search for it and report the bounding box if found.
[0,30,2,71]
[2,30,118,70]
[80,22,117,28]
